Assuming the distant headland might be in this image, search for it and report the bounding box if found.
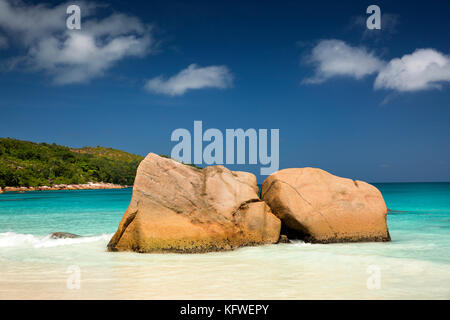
[0,138,143,191]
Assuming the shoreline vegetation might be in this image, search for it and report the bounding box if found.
[0,138,143,190]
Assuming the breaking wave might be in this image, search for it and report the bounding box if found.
[0,232,113,248]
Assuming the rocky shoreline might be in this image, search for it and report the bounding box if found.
[0,182,130,193]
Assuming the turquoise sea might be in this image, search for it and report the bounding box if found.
[0,183,449,299]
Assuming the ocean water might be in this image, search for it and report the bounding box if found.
[0,184,449,299]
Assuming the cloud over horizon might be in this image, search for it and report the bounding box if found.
[303,39,450,93]
[145,64,233,96]
[375,49,450,92]
[0,0,154,84]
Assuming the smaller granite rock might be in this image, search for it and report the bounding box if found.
[261,167,390,243]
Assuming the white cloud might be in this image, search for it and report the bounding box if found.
[145,64,233,96]
[29,27,151,85]
[303,39,450,94]
[375,49,450,92]
[303,39,384,84]
[0,0,154,84]
[0,0,74,44]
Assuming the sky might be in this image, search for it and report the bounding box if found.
[1,0,450,183]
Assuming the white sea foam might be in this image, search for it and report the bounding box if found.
[0,232,113,248]
[290,240,312,247]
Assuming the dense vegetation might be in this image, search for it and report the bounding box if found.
[0,138,144,187]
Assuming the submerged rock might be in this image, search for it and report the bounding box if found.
[108,153,281,253]
[261,168,390,243]
[49,232,81,239]
[278,235,291,243]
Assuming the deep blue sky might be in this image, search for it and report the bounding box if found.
[1,0,450,182]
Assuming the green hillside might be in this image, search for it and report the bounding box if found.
[0,138,144,188]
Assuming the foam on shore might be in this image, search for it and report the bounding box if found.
[0,232,113,248]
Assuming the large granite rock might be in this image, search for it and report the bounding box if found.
[261,168,390,243]
[108,153,281,253]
